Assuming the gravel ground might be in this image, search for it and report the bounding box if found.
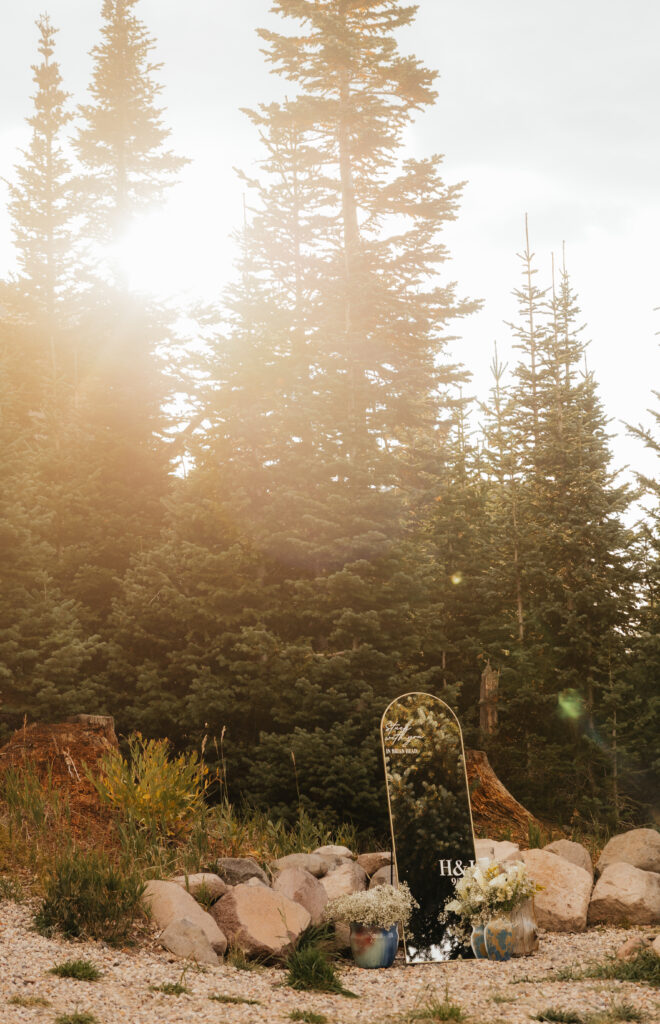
[0,900,658,1024]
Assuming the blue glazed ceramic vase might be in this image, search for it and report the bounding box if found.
[470,923,488,959]
[484,916,514,961]
[349,923,399,969]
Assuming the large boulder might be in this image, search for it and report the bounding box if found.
[143,880,227,954]
[370,864,396,888]
[158,917,219,965]
[320,861,368,901]
[272,867,327,925]
[653,935,660,959]
[521,849,593,932]
[544,839,593,879]
[213,857,270,887]
[212,883,310,958]
[588,863,660,925]
[596,829,660,876]
[314,844,355,860]
[270,853,333,878]
[170,873,228,903]
[356,852,391,876]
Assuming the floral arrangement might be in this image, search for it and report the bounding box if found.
[443,860,541,927]
[324,882,418,929]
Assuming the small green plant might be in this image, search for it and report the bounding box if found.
[0,761,69,837]
[407,985,465,1021]
[289,1012,328,1024]
[0,875,23,901]
[49,960,101,981]
[150,980,191,996]
[209,993,262,1005]
[35,846,145,945]
[585,949,660,988]
[8,994,50,1007]
[533,1012,583,1024]
[285,943,357,997]
[54,1014,98,1024]
[527,820,548,848]
[492,993,514,1004]
[553,966,585,982]
[89,732,209,840]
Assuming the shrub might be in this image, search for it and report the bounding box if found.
[49,960,101,981]
[88,733,209,839]
[0,875,23,901]
[8,995,50,1007]
[290,1013,328,1024]
[533,1012,583,1024]
[35,846,145,945]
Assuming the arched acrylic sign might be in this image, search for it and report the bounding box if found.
[381,692,476,963]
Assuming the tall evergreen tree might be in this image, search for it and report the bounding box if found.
[110,0,474,830]
[5,15,76,350]
[74,0,186,248]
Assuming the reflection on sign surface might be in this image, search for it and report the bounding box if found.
[381,693,476,963]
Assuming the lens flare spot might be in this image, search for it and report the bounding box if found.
[450,572,463,585]
[558,689,583,721]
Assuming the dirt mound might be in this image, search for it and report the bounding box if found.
[465,748,546,846]
[0,714,118,828]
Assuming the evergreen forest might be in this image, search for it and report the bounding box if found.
[1,0,658,838]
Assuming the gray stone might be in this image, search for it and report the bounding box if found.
[521,849,593,932]
[356,852,391,876]
[245,876,269,887]
[544,839,593,879]
[158,917,221,964]
[474,839,496,862]
[214,857,270,887]
[314,844,355,860]
[369,864,396,888]
[170,873,228,903]
[272,867,327,925]
[588,862,660,925]
[270,853,329,878]
[616,935,652,960]
[212,883,310,958]
[320,860,368,901]
[142,880,227,953]
[596,829,660,876]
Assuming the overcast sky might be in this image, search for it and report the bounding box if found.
[2,0,659,493]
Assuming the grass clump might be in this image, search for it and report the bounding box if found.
[0,875,23,902]
[226,947,268,971]
[587,1006,644,1024]
[49,960,101,981]
[533,1012,584,1023]
[8,994,50,1007]
[150,980,191,996]
[586,949,660,987]
[290,1012,328,1024]
[406,985,465,1021]
[54,1014,98,1024]
[285,943,357,998]
[35,846,145,945]
[209,993,262,1006]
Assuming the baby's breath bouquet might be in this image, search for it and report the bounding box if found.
[325,882,418,929]
[443,860,540,927]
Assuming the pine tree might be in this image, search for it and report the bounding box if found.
[487,243,637,822]
[74,0,186,247]
[5,15,76,353]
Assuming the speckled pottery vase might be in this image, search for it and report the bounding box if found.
[484,916,514,962]
[349,923,399,969]
[470,923,488,959]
